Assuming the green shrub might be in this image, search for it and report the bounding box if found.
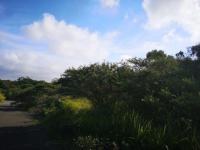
[60,96,92,112]
[43,97,93,137]
[30,95,60,116]
[0,91,6,103]
[44,99,200,149]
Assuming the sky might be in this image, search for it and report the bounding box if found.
[0,0,200,81]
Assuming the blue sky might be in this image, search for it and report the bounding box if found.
[0,0,200,81]
[0,0,142,31]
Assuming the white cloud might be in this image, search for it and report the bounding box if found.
[0,13,116,81]
[114,28,191,59]
[101,0,119,8]
[120,54,132,60]
[143,0,200,43]
[162,29,184,43]
[139,31,191,57]
[23,13,110,62]
[0,50,63,81]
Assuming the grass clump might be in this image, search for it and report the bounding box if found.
[60,96,92,112]
[43,96,93,138]
[0,91,6,103]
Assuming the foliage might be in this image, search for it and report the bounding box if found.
[73,136,102,150]
[60,97,92,112]
[42,97,92,140]
[13,79,58,110]
[0,91,6,103]
[44,100,199,149]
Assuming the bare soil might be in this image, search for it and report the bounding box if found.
[0,101,59,150]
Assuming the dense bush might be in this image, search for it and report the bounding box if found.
[43,97,92,137]
[0,91,6,103]
[44,98,200,149]
[12,80,58,110]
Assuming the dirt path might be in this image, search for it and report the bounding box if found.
[0,101,58,150]
[0,101,35,127]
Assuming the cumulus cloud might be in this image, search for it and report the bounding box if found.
[0,31,67,81]
[143,0,200,42]
[100,0,119,8]
[0,50,63,81]
[0,13,115,81]
[23,13,110,62]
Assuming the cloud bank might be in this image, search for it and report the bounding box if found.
[143,0,200,42]
[0,13,114,81]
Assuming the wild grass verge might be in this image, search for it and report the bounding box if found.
[43,97,200,150]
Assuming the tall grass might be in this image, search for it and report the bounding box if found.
[43,98,200,149]
[0,91,6,103]
[60,96,92,112]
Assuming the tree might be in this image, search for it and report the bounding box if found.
[190,44,200,60]
[146,50,167,60]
